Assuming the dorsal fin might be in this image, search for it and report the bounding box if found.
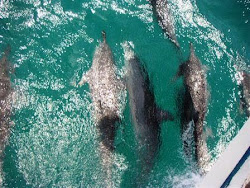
[173,61,187,81]
[179,61,187,76]
[78,70,91,87]
[156,107,174,122]
[102,31,106,43]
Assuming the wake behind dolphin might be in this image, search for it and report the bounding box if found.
[123,42,173,185]
[149,0,180,48]
[177,43,210,174]
[79,32,124,187]
[0,45,12,184]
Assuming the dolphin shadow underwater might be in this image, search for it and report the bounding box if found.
[175,43,210,174]
[79,32,124,187]
[0,45,13,184]
[123,42,174,186]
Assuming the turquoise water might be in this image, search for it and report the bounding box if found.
[0,0,249,187]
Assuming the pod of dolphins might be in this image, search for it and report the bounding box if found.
[0,0,249,186]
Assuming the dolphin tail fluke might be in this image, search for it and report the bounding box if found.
[156,108,174,122]
[78,70,91,87]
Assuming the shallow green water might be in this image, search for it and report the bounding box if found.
[0,0,249,187]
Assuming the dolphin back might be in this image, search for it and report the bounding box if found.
[150,0,180,48]
[179,43,210,173]
[0,45,12,99]
[240,71,250,117]
[0,45,12,185]
[124,43,175,185]
[97,114,120,151]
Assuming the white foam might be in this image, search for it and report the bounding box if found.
[13,78,101,186]
[199,118,250,187]
[121,41,135,62]
[0,0,10,19]
[164,170,202,188]
[169,0,228,63]
[85,0,153,24]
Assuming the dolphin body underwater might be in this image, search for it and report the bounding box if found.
[0,46,12,184]
[176,43,209,174]
[240,71,250,117]
[149,0,180,48]
[79,32,124,187]
[123,43,173,185]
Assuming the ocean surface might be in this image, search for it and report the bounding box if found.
[0,0,249,187]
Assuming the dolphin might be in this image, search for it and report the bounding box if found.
[0,45,12,184]
[149,0,180,48]
[123,43,173,184]
[79,31,123,187]
[240,71,250,117]
[176,43,209,174]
